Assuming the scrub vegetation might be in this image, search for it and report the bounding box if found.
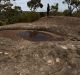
[0,0,80,26]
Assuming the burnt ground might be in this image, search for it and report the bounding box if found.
[0,16,80,75]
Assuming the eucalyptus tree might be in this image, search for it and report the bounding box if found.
[51,3,59,12]
[0,0,13,12]
[63,0,80,15]
[27,0,43,11]
[0,0,13,21]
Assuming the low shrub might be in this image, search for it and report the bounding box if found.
[7,15,21,24]
[0,21,6,26]
[39,12,46,17]
[73,11,80,17]
[19,12,40,22]
[6,9,22,24]
[0,8,41,25]
[63,10,70,16]
[50,12,63,16]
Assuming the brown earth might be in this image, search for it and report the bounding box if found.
[0,16,80,75]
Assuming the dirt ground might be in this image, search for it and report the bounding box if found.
[0,16,80,75]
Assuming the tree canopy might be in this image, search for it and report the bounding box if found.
[27,0,43,11]
[51,3,58,12]
[63,0,80,15]
[0,0,13,12]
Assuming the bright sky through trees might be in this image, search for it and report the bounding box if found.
[11,0,68,12]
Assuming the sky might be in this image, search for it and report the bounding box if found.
[11,0,68,12]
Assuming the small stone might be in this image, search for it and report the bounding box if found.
[47,60,52,64]
[0,52,3,54]
[68,66,72,69]
[60,45,68,49]
[43,57,46,59]
[20,46,24,49]
[68,44,76,50]
[47,59,54,65]
[34,54,39,57]
[0,42,4,45]
[4,52,9,55]
[56,58,60,63]
[20,73,22,75]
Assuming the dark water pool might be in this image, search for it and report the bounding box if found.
[19,31,53,41]
[0,30,65,41]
